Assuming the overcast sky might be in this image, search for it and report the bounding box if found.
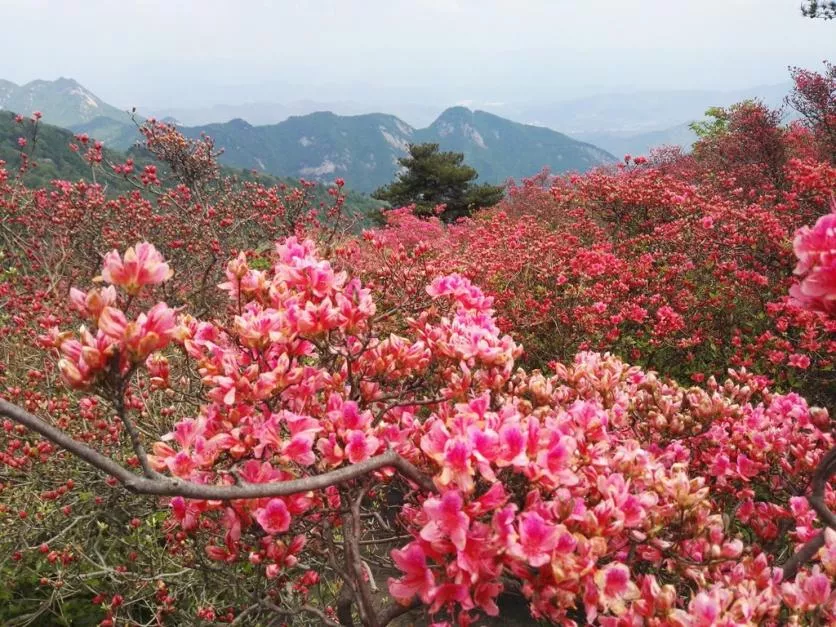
[0,0,833,108]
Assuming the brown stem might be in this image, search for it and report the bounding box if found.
[112,379,158,480]
[261,599,341,627]
[346,487,378,627]
[336,583,355,627]
[378,599,420,627]
[782,446,836,580]
[0,398,437,500]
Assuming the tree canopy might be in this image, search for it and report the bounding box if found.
[801,0,836,19]
[372,142,504,222]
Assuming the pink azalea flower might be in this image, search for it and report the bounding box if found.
[58,358,86,388]
[98,306,128,339]
[344,430,381,463]
[508,511,560,567]
[791,205,836,315]
[428,582,475,615]
[99,242,173,294]
[594,562,639,616]
[388,543,435,604]
[821,528,836,576]
[420,491,470,550]
[689,592,720,626]
[69,286,117,320]
[255,498,292,535]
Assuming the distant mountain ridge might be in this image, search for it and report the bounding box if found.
[418,106,610,185]
[0,77,617,192]
[0,110,386,222]
[183,107,615,192]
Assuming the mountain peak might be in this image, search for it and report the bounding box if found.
[437,106,474,120]
[53,77,82,87]
[1,76,616,193]
[226,117,252,129]
[0,77,129,129]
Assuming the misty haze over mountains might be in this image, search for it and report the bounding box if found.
[0,77,613,192]
[146,81,793,158]
[0,74,797,186]
[148,81,791,132]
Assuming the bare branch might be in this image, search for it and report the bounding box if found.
[346,486,378,627]
[378,599,421,627]
[782,446,836,580]
[112,378,159,480]
[0,398,437,500]
[261,599,341,627]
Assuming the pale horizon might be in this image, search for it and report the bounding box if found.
[0,0,831,112]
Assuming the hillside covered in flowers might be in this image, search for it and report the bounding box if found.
[0,61,834,626]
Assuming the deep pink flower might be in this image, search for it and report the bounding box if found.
[344,430,380,463]
[428,583,474,614]
[791,206,836,315]
[420,491,470,550]
[388,543,435,604]
[508,511,559,567]
[255,499,292,534]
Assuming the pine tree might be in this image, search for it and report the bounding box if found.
[801,0,836,19]
[372,143,504,222]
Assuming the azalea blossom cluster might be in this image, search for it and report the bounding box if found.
[30,238,835,625]
[791,199,836,316]
[388,354,835,625]
[353,155,836,407]
[42,243,177,387]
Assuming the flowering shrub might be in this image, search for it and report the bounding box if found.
[1,62,835,625]
[0,121,358,623]
[355,156,836,408]
[2,233,834,626]
[788,61,836,162]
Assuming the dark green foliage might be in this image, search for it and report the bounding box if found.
[801,0,836,19]
[372,143,504,221]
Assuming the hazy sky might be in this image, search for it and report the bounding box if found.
[0,0,833,108]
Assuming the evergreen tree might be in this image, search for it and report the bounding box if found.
[372,143,504,222]
[801,0,836,19]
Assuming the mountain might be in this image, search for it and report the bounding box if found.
[414,107,612,184]
[150,100,443,128]
[0,77,616,192]
[0,78,142,152]
[184,108,615,192]
[184,112,419,193]
[71,116,142,151]
[0,110,384,221]
[0,78,133,129]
